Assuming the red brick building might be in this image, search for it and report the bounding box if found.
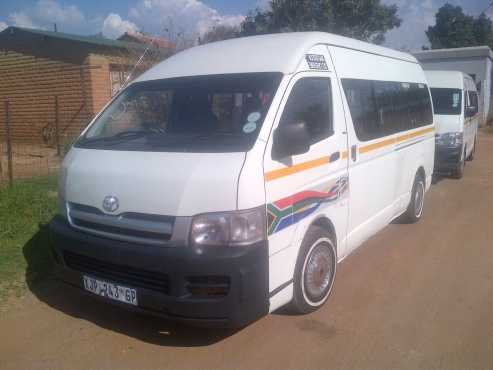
[0,27,173,144]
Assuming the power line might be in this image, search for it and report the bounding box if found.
[481,2,493,15]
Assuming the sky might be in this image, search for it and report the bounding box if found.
[0,0,492,51]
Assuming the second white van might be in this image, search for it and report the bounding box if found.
[426,70,479,178]
[50,32,435,327]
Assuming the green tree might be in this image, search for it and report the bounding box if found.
[473,13,493,47]
[240,0,401,45]
[426,3,493,49]
[199,25,240,45]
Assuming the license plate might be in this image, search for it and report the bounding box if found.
[83,275,138,306]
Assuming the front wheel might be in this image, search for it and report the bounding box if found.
[466,137,476,161]
[452,150,465,179]
[291,226,337,314]
[400,174,425,224]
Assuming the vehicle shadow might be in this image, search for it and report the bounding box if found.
[432,173,445,185]
[23,222,238,347]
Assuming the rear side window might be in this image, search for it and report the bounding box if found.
[279,77,333,144]
[468,90,479,109]
[342,79,433,141]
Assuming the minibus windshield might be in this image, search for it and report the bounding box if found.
[76,73,283,152]
[430,88,462,115]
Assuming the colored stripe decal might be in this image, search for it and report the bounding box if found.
[359,136,396,154]
[267,177,349,235]
[395,137,426,151]
[396,126,435,143]
[264,127,434,182]
[265,151,340,182]
[359,126,434,154]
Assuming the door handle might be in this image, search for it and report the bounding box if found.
[351,145,357,161]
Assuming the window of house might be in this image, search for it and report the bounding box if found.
[110,67,130,97]
[279,77,333,145]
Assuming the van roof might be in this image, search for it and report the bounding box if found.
[424,70,473,89]
[135,32,418,82]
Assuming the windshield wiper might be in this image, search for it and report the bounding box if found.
[79,130,157,146]
[192,132,243,140]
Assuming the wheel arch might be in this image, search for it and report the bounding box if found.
[310,216,337,249]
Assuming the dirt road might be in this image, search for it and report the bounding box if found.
[2,132,493,370]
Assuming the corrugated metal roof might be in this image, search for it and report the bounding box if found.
[414,46,493,62]
[0,26,145,50]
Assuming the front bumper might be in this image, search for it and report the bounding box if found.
[50,215,269,328]
[434,144,462,174]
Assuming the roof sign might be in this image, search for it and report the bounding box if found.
[305,54,329,71]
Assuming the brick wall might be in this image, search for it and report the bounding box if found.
[87,54,111,115]
[0,50,112,144]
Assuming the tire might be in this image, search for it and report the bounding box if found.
[466,137,476,161]
[291,226,337,314]
[400,173,426,224]
[452,149,465,179]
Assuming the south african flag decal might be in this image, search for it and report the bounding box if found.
[267,176,348,235]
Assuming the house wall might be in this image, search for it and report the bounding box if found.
[419,57,492,125]
[0,49,96,143]
[87,54,112,117]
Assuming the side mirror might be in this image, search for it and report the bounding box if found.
[272,121,311,160]
[465,106,477,118]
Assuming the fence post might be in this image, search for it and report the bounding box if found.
[55,95,61,156]
[4,100,13,186]
[0,110,3,183]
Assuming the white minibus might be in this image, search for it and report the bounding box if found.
[50,32,435,327]
[425,70,479,178]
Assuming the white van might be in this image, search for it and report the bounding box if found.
[425,70,479,178]
[50,32,435,327]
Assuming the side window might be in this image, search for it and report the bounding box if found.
[468,91,479,108]
[343,79,433,142]
[342,79,379,141]
[413,83,433,128]
[279,77,333,144]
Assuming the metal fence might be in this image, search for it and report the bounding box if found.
[0,99,69,185]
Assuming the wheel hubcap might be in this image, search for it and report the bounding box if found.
[304,243,333,302]
[414,181,424,218]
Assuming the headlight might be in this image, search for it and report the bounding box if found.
[190,207,266,246]
[436,132,463,147]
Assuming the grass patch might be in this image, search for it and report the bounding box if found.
[0,176,58,301]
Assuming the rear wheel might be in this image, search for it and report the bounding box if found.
[400,173,425,224]
[291,226,336,314]
[452,149,465,179]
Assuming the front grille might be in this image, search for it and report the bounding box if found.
[63,250,170,294]
[68,202,173,244]
[71,218,171,240]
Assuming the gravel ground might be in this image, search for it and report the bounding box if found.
[1,131,493,370]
